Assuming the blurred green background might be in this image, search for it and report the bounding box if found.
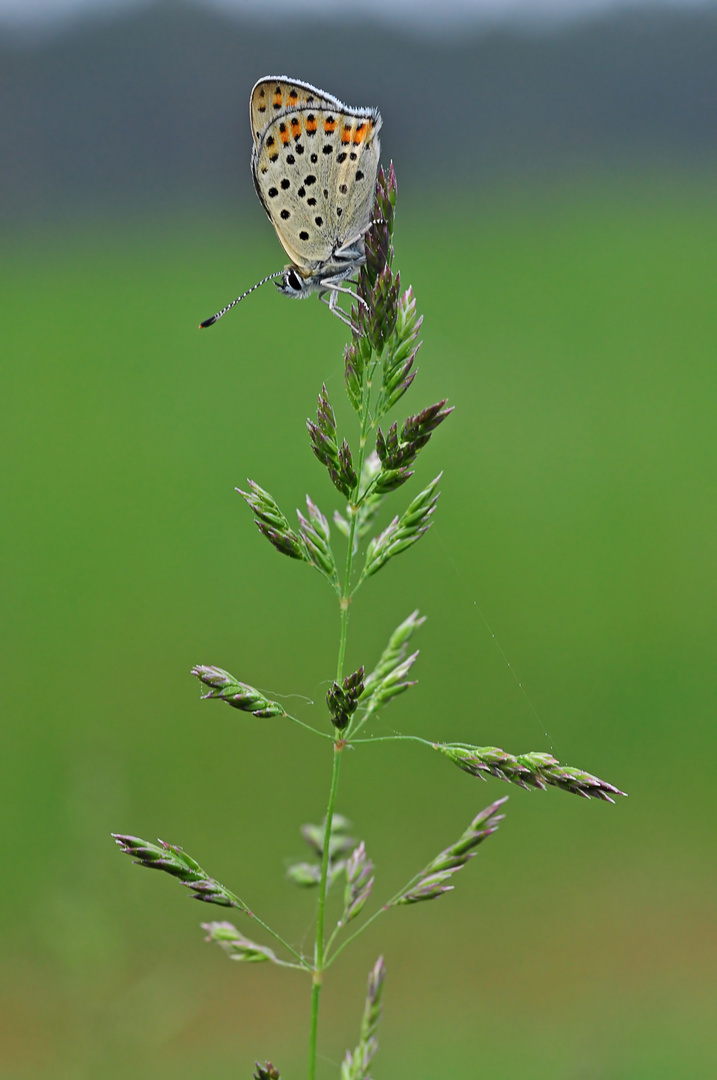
[3,3,717,1079]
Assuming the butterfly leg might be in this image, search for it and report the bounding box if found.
[324,280,369,311]
[319,289,357,331]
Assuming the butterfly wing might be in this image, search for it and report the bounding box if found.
[250,77,341,147]
[252,105,382,272]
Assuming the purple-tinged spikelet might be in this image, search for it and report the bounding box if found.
[437,743,626,802]
[191,665,285,718]
[390,799,507,906]
[111,834,248,910]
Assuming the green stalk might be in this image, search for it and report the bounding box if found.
[307,354,375,1080]
[307,980,322,1080]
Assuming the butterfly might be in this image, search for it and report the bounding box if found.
[200,77,382,328]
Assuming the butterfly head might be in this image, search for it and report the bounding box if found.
[276,265,312,298]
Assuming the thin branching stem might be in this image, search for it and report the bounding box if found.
[325,871,414,968]
[325,906,386,967]
[349,733,434,747]
[283,712,336,740]
[323,919,343,962]
[249,913,312,971]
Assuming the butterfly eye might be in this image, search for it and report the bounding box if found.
[286,269,303,292]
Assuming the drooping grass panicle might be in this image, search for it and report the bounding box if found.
[237,480,308,561]
[307,385,358,499]
[341,956,386,1080]
[359,473,442,583]
[297,495,340,589]
[112,144,625,1080]
[340,841,374,926]
[202,921,278,964]
[437,743,627,802]
[191,665,285,718]
[327,666,365,731]
[111,834,248,910]
[389,798,507,906]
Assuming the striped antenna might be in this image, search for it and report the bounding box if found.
[199,271,284,328]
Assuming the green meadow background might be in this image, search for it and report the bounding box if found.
[3,177,717,1079]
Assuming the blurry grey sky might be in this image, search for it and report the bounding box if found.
[3,0,716,222]
[0,0,714,32]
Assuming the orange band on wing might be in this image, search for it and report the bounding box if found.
[352,122,368,144]
[324,118,337,132]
